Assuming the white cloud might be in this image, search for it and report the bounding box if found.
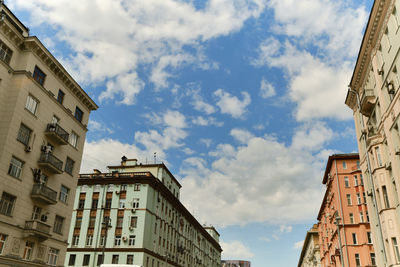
[192,116,223,127]
[88,120,114,134]
[293,240,304,250]
[279,225,293,233]
[191,92,216,115]
[11,0,267,104]
[230,128,254,144]
[291,122,335,151]
[179,125,330,226]
[200,138,212,148]
[214,89,251,118]
[260,78,276,98]
[220,240,254,259]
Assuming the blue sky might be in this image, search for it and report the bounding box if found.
[10,0,372,266]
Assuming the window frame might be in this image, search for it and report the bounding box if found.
[57,89,65,104]
[0,192,16,216]
[68,254,76,266]
[59,185,69,203]
[17,123,32,146]
[8,156,23,179]
[33,65,46,86]
[25,95,39,115]
[65,157,75,175]
[69,131,78,148]
[74,106,83,122]
[47,247,59,266]
[83,254,90,266]
[53,215,64,234]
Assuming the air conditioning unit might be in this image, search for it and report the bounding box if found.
[385,162,392,170]
[395,147,400,155]
[41,215,48,222]
[25,146,32,152]
[116,191,120,195]
[131,208,136,213]
[129,226,135,231]
[122,236,127,242]
[378,67,384,76]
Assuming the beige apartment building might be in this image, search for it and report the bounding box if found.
[65,157,222,267]
[297,224,321,267]
[346,0,400,266]
[0,3,97,267]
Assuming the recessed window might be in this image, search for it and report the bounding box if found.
[47,247,59,266]
[83,254,90,266]
[127,255,134,264]
[0,192,16,216]
[57,89,65,104]
[59,186,69,203]
[74,106,83,122]
[112,254,119,264]
[17,123,32,146]
[349,213,354,224]
[0,234,7,255]
[134,184,141,191]
[53,215,64,234]
[25,95,38,115]
[33,66,46,86]
[68,254,76,266]
[119,199,125,209]
[0,40,13,64]
[130,216,138,228]
[89,216,96,228]
[65,157,75,175]
[114,236,121,246]
[23,241,34,260]
[355,253,361,267]
[393,237,400,262]
[357,193,361,204]
[346,194,352,205]
[116,216,123,228]
[367,232,372,244]
[128,235,135,246]
[69,131,78,148]
[75,217,82,228]
[97,254,103,266]
[371,253,376,266]
[91,199,98,209]
[86,235,93,246]
[352,233,358,244]
[8,156,23,178]
[344,176,349,187]
[342,161,347,169]
[72,235,79,246]
[78,199,85,210]
[359,211,364,223]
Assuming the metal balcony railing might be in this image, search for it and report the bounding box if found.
[31,183,57,204]
[45,123,69,145]
[38,152,63,174]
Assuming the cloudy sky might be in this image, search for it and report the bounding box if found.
[10,0,371,265]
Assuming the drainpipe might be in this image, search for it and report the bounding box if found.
[334,160,349,267]
[347,87,388,266]
[93,184,108,266]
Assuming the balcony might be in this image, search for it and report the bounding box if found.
[38,152,63,174]
[24,220,51,240]
[31,183,57,205]
[45,123,69,145]
[360,89,376,116]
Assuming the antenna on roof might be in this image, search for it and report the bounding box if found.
[154,152,157,163]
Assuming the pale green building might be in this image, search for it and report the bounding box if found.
[65,157,221,267]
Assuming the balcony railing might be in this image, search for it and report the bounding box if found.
[31,183,57,204]
[360,89,376,116]
[24,220,51,239]
[45,123,69,145]
[38,152,63,174]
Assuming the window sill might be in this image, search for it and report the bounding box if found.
[24,108,38,119]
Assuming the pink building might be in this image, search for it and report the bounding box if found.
[318,154,375,267]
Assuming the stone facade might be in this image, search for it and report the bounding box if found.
[297,224,321,267]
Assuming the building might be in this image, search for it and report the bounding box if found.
[346,0,400,266]
[221,260,251,267]
[297,224,321,267]
[317,154,375,267]
[0,3,97,267]
[65,157,222,267]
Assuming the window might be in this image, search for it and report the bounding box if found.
[375,147,383,167]
[134,184,141,191]
[53,215,64,234]
[133,199,139,208]
[119,199,125,209]
[105,199,112,209]
[107,184,114,192]
[127,255,134,264]
[65,157,75,175]
[356,160,360,169]
[97,254,103,266]
[91,199,98,209]
[393,237,400,262]
[17,123,32,146]
[366,211,370,222]
[83,254,90,266]
[352,233,358,244]
[360,212,364,223]
[78,199,85,209]
[68,254,76,266]
[25,95,38,115]
[349,213,354,224]
[100,235,105,247]
[363,192,367,203]
[69,131,78,148]
[130,216,138,228]
[33,66,46,86]
[371,253,376,266]
[383,186,390,208]
[354,175,358,186]
[0,192,16,216]
[75,217,82,228]
[114,236,121,246]
[59,186,69,203]
[128,235,135,246]
[57,89,65,104]
[343,161,347,169]
[74,106,83,122]
[117,216,123,228]
[355,253,361,267]
[346,194,352,205]
[344,176,349,187]
[8,156,23,178]
[89,216,96,228]
[367,232,372,243]
[86,235,93,246]
[0,40,13,64]
[72,235,79,246]
[360,174,364,185]
[121,184,127,191]
[0,234,6,255]
[23,241,34,260]
[112,254,119,264]
[47,248,59,266]
[357,193,361,204]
